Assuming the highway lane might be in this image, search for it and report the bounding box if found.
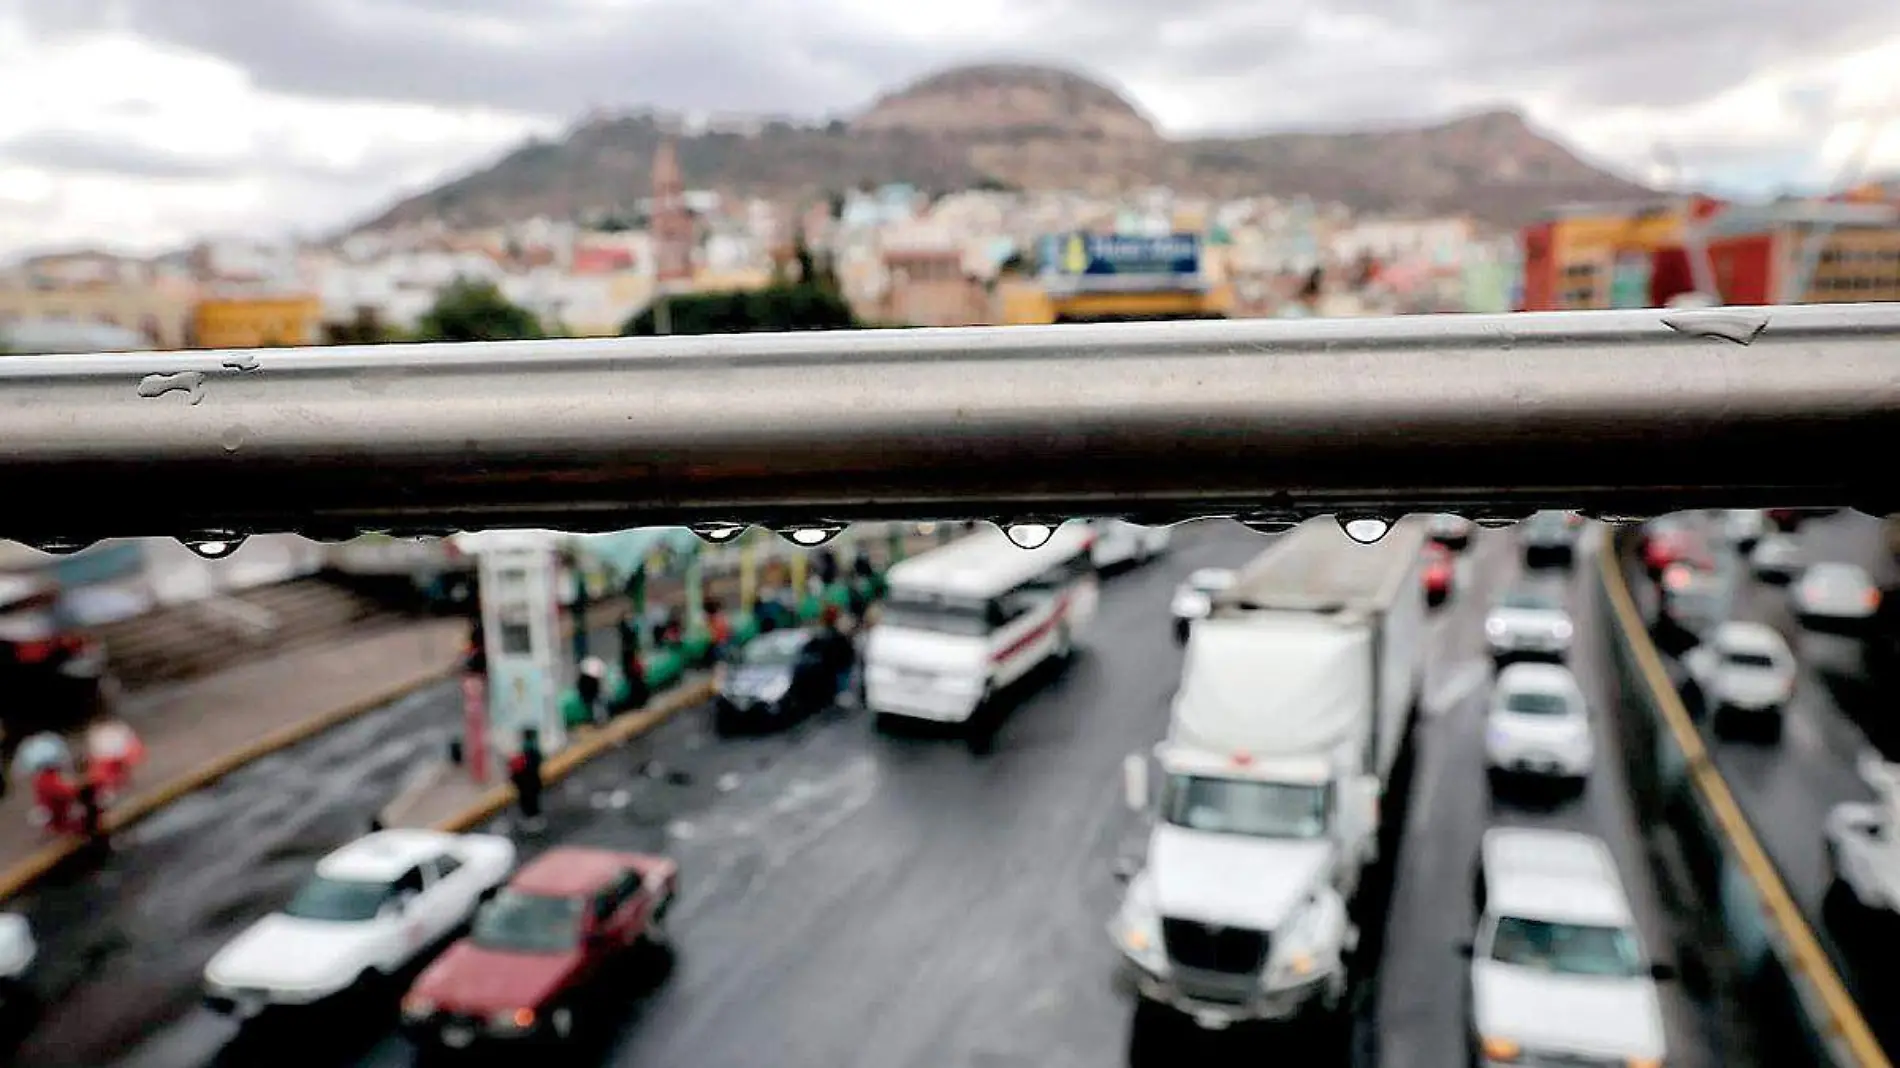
[1562,530,1729,1068]
[343,518,1710,1068]
[354,519,1282,1068]
[56,518,1724,1068]
[1378,527,1724,1068]
[1643,510,1900,1057]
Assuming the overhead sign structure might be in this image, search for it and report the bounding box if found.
[1042,232,1202,279]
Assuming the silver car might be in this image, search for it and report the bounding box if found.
[1485,585,1573,662]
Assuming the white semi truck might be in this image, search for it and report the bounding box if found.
[1110,517,1427,1030]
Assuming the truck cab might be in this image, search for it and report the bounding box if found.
[1111,744,1375,1030]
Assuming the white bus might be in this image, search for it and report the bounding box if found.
[1086,519,1172,571]
[864,523,1101,728]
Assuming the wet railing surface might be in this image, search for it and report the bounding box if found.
[2,303,1898,546]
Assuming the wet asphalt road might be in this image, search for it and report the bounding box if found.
[17,519,1727,1068]
[1635,510,1900,1057]
[9,682,464,1068]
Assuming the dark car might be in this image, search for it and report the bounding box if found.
[712,628,849,734]
[1518,511,1582,568]
[1655,563,1726,655]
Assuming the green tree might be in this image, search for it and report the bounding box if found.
[416,279,542,342]
[323,306,403,346]
[794,239,817,288]
[620,283,858,337]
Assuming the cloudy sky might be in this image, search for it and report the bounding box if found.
[2,0,1897,257]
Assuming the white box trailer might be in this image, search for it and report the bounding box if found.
[1185,515,1428,789]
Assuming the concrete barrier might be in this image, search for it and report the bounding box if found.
[1595,526,1889,1068]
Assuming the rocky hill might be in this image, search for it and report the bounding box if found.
[361,63,1653,231]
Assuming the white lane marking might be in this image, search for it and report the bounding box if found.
[1782,698,1826,759]
[1427,657,1490,719]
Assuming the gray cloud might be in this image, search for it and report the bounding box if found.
[0,130,233,179]
[29,0,1892,134]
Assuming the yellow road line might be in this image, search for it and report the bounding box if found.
[1598,530,1889,1068]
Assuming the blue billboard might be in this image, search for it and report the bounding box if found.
[1041,232,1201,278]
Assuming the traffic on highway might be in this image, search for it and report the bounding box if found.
[1629,507,1900,1059]
[0,511,1823,1068]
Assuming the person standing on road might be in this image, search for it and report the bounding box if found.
[577,657,607,726]
[815,605,857,705]
[617,616,649,714]
[814,549,840,590]
[74,756,106,853]
[463,617,487,677]
[509,728,545,832]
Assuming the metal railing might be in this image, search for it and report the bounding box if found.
[2,303,1898,544]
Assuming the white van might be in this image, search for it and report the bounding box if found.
[864,524,1099,727]
[1088,519,1171,571]
[1463,828,1672,1067]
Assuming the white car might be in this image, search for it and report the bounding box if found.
[203,829,515,1018]
[1484,584,1573,662]
[1170,567,1236,643]
[1792,561,1880,625]
[1825,753,1900,914]
[1485,663,1593,787]
[1720,509,1768,552]
[1088,520,1171,571]
[1749,533,1804,583]
[1464,828,1671,1068]
[1428,513,1474,551]
[1683,621,1795,741]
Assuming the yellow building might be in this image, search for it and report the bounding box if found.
[1525,199,1707,310]
[191,294,323,348]
[691,267,774,292]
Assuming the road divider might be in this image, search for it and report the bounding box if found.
[1596,525,1889,1068]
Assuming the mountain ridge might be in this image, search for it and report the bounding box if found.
[359,63,1657,232]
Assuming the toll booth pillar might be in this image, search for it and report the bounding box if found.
[475,542,571,766]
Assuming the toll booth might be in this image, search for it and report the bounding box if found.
[457,530,572,773]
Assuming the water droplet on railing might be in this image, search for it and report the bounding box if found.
[1004,522,1055,549]
[1661,310,1769,345]
[137,370,207,405]
[1238,512,1301,536]
[1338,515,1392,544]
[220,352,261,372]
[688,523,747,544]
[186,535,246,559]
[220,424,248,453]
[779,525,844,547]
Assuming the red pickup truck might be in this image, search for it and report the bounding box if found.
[401,846,677,1053]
